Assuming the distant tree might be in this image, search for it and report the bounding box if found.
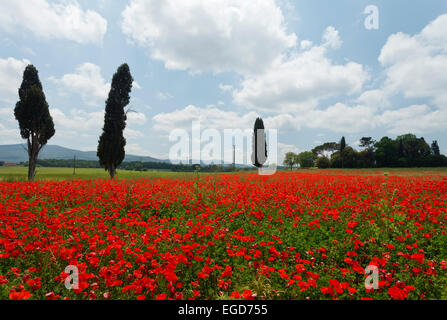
[330,152,342,168]
[283,152,296,170]
[340,137,346,152]
[341,147,357,168]
[316,156,330,169]
[97,64,134,179]
[0,161,4,166]
[312,142,340,157]
[398,139,404,158]
[375,137,399,167]
[297,151,317,168]
[251,117,267,168]
[431,140,440,156]
[359,137,376,150]
[397,134,431,166]
[357,149,374,168]
[359,137,376,166]
[14,65,55,181]
[340,136,346,168]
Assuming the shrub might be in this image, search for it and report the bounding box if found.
[316,156,330,169]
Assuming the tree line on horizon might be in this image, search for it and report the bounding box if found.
[284,135,447,169]
[16,158,256,173]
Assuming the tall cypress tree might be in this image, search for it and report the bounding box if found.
[340,136,346,169]
[251,117,267,168]
[97,64,133,179]
[14,65,55,181]
[431,140,440,156]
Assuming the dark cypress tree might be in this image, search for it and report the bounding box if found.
[340,136,346,168]
[97,64,133,179]
[251,117,267,168]
[340,136,346,152]
[14,65,55,181]
[431,140,440,156]
[398,138,404,157]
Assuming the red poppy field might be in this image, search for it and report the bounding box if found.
[1,171,447,300]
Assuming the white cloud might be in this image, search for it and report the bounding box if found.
[122,0,297,75]
[0,0,107,45]
[50,108,104,132]
[0,57,30,103]
[125,143,152,156]
[152,103,377,137]
[377,104,447,134]
[379,14,447,107]
[278,142,300,164]
[152,105,258,132]
[356,89,391,110]
[322,26,342,49]
[0,123,20,145]
[50,63,110,107]
[233,44,369,113]
[303,103,376,133]
[127,112,147,125]
[125,128,144,139]
[300,40,313,50]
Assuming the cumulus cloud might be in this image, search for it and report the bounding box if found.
[355,89,391,110]
[50,63,110,107]
[50,108,104,132]
[304,103,376,133]
[377,105,447,134]
[0,123,20,145]
[366,13,447,134]
[233,44,369,113]
[0,57,30,103]
[127,112,147,125]
[122,0,297,75]
[322,26,342,49]
[152,105,258,132]
[379,14,447,107]
[0,0,107,45]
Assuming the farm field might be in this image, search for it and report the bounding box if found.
[0,167,208,181]
[1,170,447,300]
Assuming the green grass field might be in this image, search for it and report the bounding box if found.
[0,166,203,181]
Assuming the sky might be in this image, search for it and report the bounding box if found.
[0,0,447,164]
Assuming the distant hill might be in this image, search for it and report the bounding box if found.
[0,144,169,163]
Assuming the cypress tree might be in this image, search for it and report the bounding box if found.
[251,117,267,168]
[340,136,346,169]
[97,64,133,179]
[431,140,440,156]
[14,65,55,181]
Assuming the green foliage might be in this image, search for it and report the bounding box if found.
[97,64,134,179]
[432,140,440,156]
[292,134,447,168]
[283,152,297,170]
[340,137,346,152]
[359,137,376,149]
[297,151,317,168]
[312,142,339,157]
[14,65,55,181]
[316,156,330,169]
